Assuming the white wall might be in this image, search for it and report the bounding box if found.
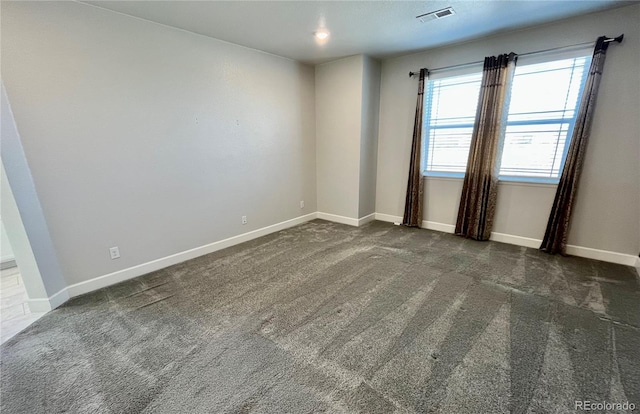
[1,162,54,307]
[315,54,381,221]
[0,220,14,264]
[358,56,381,218]
[376,4,640,256]
[1,1,317,286]
[1,87,67,303]
[315,55,364,219]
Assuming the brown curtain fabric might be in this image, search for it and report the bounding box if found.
[403,68,428,227]
[540,37,611,254]
[455,53,516,240]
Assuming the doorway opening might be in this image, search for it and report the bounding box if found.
[0,218,46,344]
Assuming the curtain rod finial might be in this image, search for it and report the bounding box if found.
[409,71,417,78]
[604,34,624,43]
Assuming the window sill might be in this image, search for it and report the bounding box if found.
[498,176,559,186]
[422,172,559,187]
[423,172,464,180]
[498,180,558,188]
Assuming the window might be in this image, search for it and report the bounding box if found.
[422,55,591,183]
[422,73,482,176]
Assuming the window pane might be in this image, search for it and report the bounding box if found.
[499,56,590,180]
[500,124,569,178]
[426,127,473,173]
[424,73,481,174]
[429,76,481,127]
[507,58,587,123]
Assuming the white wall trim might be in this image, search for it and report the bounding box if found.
[635,256,640,279]
[423,220,455,234]
[497,180,558,189]
[374,213,638,266]
[317,212,359,227]
[317,212,376,227]
[564,244,639,267]
[374,213,402,224]
[374,214,457,233]
[424,176,463,183]
[41,213,319,305]
[490,232,541,249]
[28,288,69,313]
[357,213,376,226]
[28,212,639,309]
[66,212,318,298]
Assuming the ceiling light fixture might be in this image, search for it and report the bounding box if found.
[314,30,330,40]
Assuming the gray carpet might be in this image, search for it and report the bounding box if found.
[1,220,639,413]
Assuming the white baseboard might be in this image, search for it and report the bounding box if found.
[317,212,359,227]
[28,288,69,313]
[316,212,377,227]
[423,220,455,233]
[564,244,639,267]
[490,232,541,249]
[376,213,456,233]
[374,213,402,224]
[358,213,376,226]
[29,211,640,309]
[46,213,319,304]
[374,213,638,266]
[489,232,637,266]
[635,256,640,279]
[374,214,457,234]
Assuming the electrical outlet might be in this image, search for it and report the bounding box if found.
[109,246,120,260]
[241,216,247,225]
[300,200,305,209]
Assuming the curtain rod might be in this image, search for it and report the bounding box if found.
[409,34,623,77]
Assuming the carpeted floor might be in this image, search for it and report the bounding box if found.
[1,220,639,413]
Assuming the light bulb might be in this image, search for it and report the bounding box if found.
[314,30,330,40]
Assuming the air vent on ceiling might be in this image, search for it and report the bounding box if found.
[417,7,455,23]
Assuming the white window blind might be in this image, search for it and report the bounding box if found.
[499,56,590,180]
[423,73,482,174]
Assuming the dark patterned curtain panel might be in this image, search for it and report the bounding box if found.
[403,68,428,227]
[455,53,517,240]
[540,37,611,254]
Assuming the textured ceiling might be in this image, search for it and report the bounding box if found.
[84,1,630,64]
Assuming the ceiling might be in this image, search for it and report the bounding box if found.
[84,1,630,65]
